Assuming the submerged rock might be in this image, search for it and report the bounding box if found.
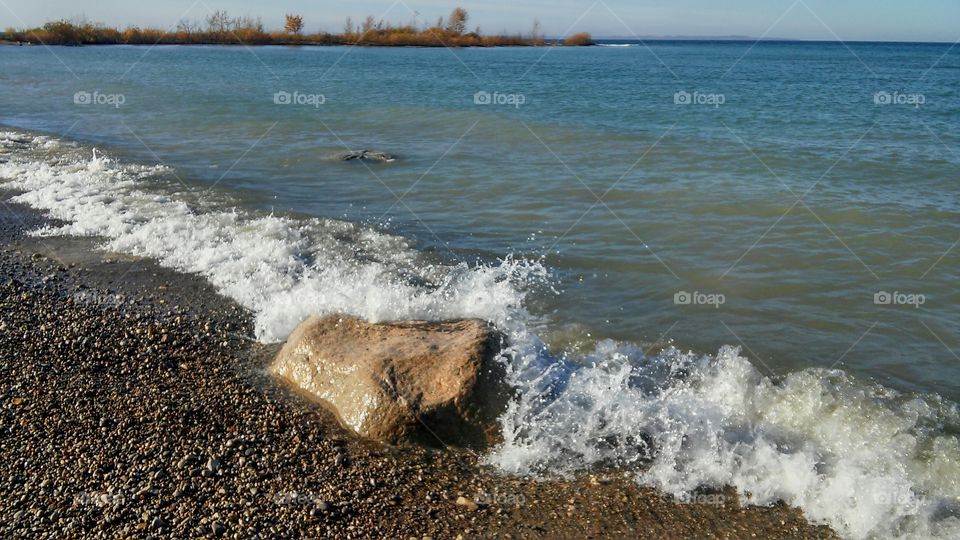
[271,315,508,448]
[334,150,396,163]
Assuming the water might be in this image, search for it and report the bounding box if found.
[1,42,959,538]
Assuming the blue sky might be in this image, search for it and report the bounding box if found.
[2,0,958,42]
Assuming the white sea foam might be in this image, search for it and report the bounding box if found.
[489,341,960,539]
[0,144,547,342]
[2,132,959,539]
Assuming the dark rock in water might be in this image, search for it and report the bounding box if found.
[1,137,30,148]
[335,150,396,163]
[271,314,509,449]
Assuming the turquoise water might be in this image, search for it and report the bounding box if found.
[2,43,957,397]
[2,42,960,538]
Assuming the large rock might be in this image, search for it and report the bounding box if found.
[271,315,509,448]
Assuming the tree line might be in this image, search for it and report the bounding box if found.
[1,8,593,47]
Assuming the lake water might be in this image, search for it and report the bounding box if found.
[1,42,959,539]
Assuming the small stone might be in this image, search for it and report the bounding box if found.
[206,457,221,474]
[455,496,478,511]
[211,522,226,536]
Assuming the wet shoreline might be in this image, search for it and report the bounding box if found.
[0,195,841,539]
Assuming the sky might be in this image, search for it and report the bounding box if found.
[1,0,959,42]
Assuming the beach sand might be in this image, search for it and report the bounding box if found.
[0,197,838,539]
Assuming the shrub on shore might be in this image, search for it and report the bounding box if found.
[5,8,575,47]
[563,32,595,46]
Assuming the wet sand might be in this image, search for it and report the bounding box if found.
[0,197,838,539]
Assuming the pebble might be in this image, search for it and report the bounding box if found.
[455,496,479,511]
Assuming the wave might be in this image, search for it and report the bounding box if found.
[489,342,960,539]
[0,131,546,342]
[2,131,959,539]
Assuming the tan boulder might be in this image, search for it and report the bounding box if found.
[271,315,509,448]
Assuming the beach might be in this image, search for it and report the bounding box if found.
[0,198,838,538]
[1,36,958,539]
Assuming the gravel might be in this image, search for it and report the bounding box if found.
[0,196,838,539]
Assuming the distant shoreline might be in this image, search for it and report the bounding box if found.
[3,38,955,48]
[1,11,595,48]
[0,40,572,48]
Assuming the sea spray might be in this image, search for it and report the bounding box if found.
[488,341,960,539]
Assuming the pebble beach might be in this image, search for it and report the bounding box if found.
[0,197,839,539]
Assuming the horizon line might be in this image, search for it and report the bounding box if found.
[589,36,959,44]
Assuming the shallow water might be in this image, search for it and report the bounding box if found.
[1,42,959,538]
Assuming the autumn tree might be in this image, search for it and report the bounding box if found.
[563,32,594,46]
[206,10,231,37]
[447,7,468,35]
[176,19,200,38]
[530,18,543,41]
[284,14,303,36]
[361,16,376,35]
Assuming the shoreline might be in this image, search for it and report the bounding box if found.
[0,196,839,538]
[0,40,572,49]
